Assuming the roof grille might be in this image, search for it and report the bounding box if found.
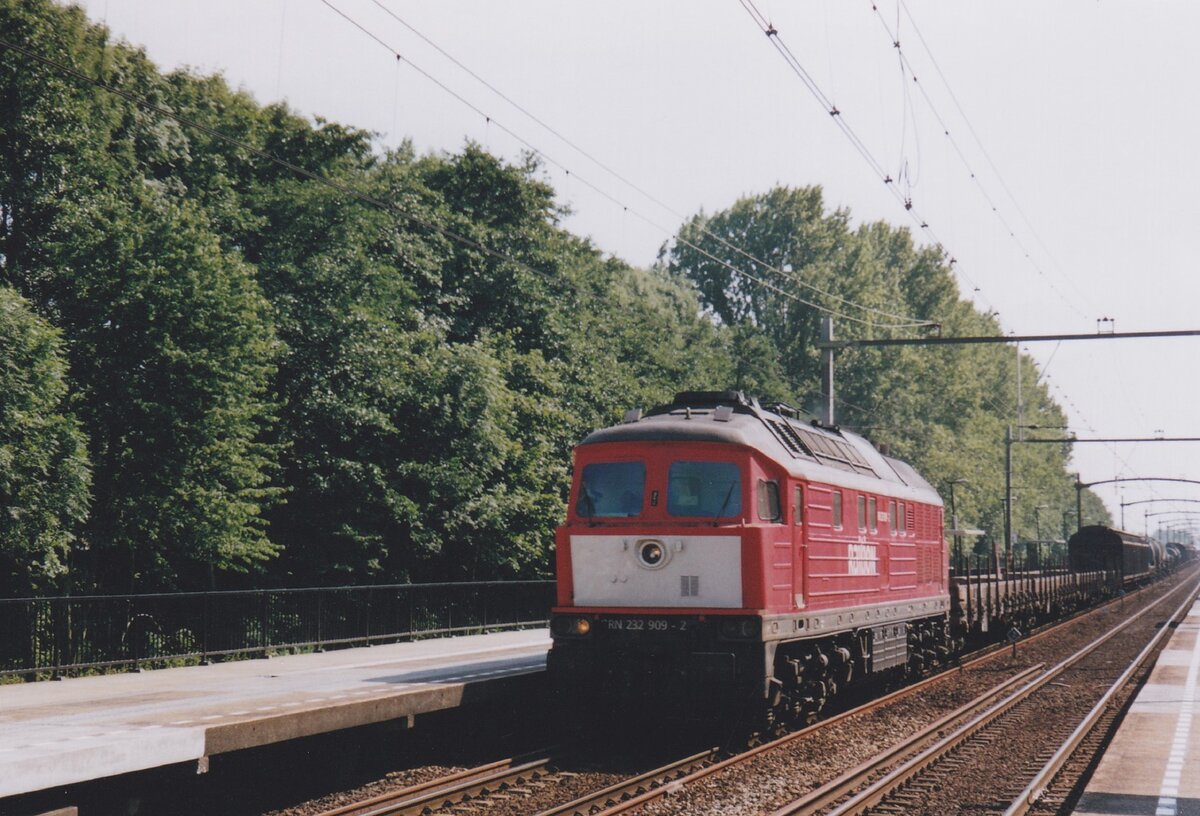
[793,425,877,476]
[765,419,814,459]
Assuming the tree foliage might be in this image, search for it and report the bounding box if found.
[1,0,280,591]
[0,286,90,594]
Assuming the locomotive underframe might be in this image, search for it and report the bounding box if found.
[549,603,954,728]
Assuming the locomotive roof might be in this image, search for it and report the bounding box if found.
[578,391,941,504]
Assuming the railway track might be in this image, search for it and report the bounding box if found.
[560,569,1197,816]
[311,751,558,816]
[311,746,719,816]
[1002,581,1198,816]
[527,749,720,816]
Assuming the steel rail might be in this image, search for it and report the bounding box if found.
[313,751,556,816]
[313,573,1187,816]
[770,665,1043,815]
[800,572,1200,816]
[1003,577,1200,816]
[314,757,516,816]
[531,748,719,816]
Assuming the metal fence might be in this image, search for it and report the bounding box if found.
[0,581,555,679]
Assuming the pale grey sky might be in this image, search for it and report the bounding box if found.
[74,0,1200,530]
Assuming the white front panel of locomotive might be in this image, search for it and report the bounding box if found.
[570,535,743,607]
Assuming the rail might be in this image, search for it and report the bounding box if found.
[0,580,555,678]
[318,752,558,816]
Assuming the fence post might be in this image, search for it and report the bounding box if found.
[364,586,373,646]
[51,597,64,680]
[257,590,270,659]
[129,599,143,673]
[315,592,324,653]
[200,592,211,665]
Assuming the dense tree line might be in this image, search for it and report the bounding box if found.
[0,0,1105,597]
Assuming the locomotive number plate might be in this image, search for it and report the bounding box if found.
[602,617,689,633]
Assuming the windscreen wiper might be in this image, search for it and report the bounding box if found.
[712,481,736,527]
[580,481,598,526]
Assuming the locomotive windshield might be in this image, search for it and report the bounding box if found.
[668,461,742,518]
[575,461,646,517]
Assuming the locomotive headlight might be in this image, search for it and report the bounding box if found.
[636,538,669,569]
[551,615,592,637]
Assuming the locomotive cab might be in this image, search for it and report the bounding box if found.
[551,412,786,715]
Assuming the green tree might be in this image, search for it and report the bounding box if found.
[0,286,90,595]
[0,2,283,591]
[56,190,280,591]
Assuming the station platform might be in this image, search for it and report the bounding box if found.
[1074,600,1200,816]
[0,628,550,800]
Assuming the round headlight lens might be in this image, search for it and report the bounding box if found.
[638,540,665,567]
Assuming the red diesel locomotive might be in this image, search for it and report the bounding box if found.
[548,391,953,728]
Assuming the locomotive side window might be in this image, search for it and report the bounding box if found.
[832,491,843,529]
[575,461,646,518]
[889,500,898,534]
[757,480,782,522]
[793,486,804,525]
[857,495,867,530]
[868,497,878,532]
[667,461,742,518]
[899,502,907,533]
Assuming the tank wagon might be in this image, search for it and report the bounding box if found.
[1165,541,1192,568]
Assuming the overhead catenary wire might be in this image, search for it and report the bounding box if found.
[866,1,1094,323]
[369,0,934,329]
[321,0,935,330]
[735,0,995,316]
[896,0,1097,316]
[1043,376,1155,513]
[336,0,936,329]
[372,0,1167,524]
